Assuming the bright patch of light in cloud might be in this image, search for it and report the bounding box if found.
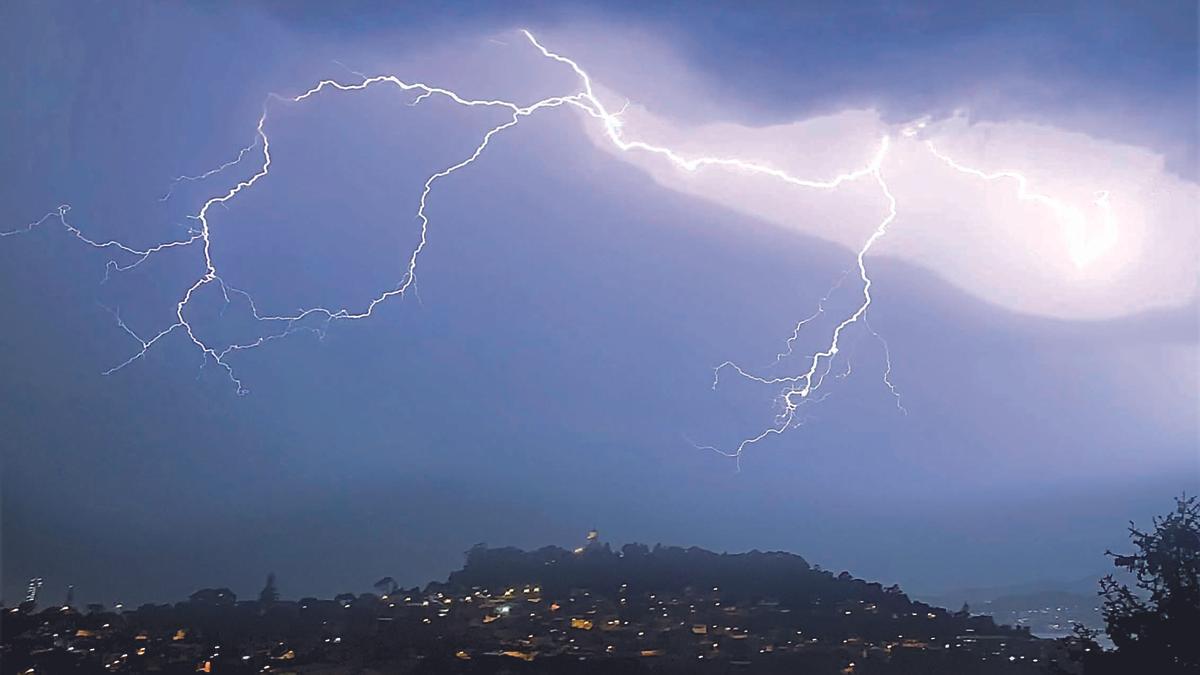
[579,94,1197,319]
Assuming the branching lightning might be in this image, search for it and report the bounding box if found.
[158,137,263,203]
[920,133,1118,268]
[3,31,1115,462]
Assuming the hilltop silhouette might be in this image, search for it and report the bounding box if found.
[4,540,1046,674]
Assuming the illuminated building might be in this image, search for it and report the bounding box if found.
[25,577,43,605]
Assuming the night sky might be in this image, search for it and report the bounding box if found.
[2,1,1197,608]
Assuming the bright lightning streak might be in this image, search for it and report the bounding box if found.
[1,204,205,282]
[704,140,899,461]
[523,31,906,461]
[923,140,1118,268]
[772,271,850,366]
[865,315,905,415]
[158,137,262,202]
[4,30,1116,462]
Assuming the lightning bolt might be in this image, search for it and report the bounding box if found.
[700,137,898,463]
[771,270,851,366]
[922,138,1118,268]
[158,136,262,202]
[4,30,1115,462]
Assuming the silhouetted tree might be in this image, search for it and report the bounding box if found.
[621,542,649,557]
[259,573,279,605]
[1100,495,1199,671]
[373,576,397,596]
[1057,495,1199,674]
[189,588,236,606]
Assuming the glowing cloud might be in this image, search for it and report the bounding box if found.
[580,100,1197,320]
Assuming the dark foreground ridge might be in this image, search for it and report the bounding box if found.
[4,540,1067,674]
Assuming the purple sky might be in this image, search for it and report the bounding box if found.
[1,0,1196,607]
